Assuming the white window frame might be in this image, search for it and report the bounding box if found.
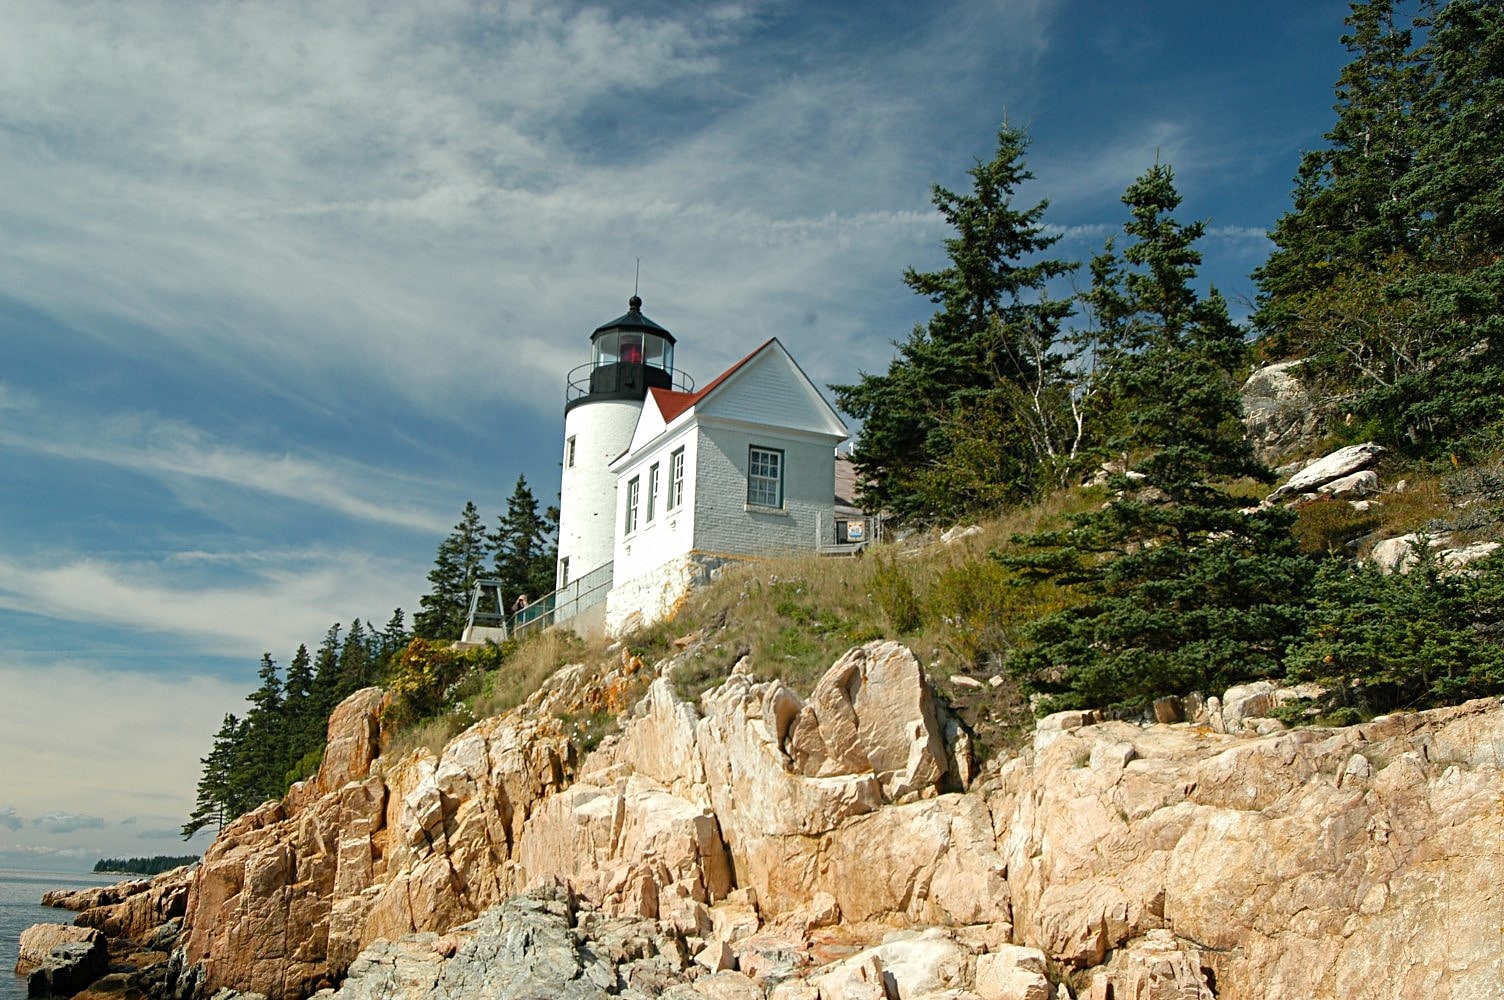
[747,446,784,509]
[647,463,660,522]
[667,448,686,510]
[565,436,576,468]
[624,476,640,534]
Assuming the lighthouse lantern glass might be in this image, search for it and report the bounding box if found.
[645,335,672,373]
[592,331,618,367]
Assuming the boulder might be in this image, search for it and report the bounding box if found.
[26,936,109,997]
[1241,359,1320,462]
[15,925,103,975]
[1269,442,1385,500]
[1213,680,1280,734]
[1317,469,1378,497]
[1370,534,1501,575]
[974,944,1051,1000]
[1085,930,1213,1000]
[785,641,949,802]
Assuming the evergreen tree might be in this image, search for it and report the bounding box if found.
[491,476,558,610]
[1365,0,1504,454]
[1287,548,1504,713]
[234,653,286,806]
[309,621,343,723]
[283,643,316,762]
[376,608,410,677]
[1004,165,1315,714]
[1254,0,1426,350]
[338,618,373,694]
[415,501,491,639]
[832,122,1078,522]
[1254,0,1504,456]
[181,713,244,838]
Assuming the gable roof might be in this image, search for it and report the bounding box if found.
[647,337,775,423]
[615,338,847,471]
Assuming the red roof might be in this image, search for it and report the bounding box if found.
[649,338,776,423]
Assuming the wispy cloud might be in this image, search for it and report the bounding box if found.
[0,404,451,534]
[0,806,21,831]
[0,549,420,655]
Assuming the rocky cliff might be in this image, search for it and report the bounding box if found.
[176,639,1504,999]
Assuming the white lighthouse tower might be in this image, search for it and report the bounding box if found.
[556,296,690,597]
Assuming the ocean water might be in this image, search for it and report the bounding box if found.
[1,868,115,1000]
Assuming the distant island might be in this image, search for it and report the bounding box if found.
[93,855,199,876]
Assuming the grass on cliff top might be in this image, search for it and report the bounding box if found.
[382,451,1500,768]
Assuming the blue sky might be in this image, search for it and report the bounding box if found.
[0,0,1351,869]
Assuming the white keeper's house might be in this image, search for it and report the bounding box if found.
[545,295,855,637]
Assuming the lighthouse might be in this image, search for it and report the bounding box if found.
[556,296,691,595]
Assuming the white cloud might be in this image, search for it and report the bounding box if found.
[0,0,1062,421]
[0,806,22,831]
[0,549,421,656]
[0,406,452,535]
[33,811,107,835]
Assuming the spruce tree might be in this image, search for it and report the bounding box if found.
[283,643,316,763]
[309,621,343,723]
[1254,0,1426,349]
[338,618,373,694]
[415,501,491,639]
[181,713,244,838]
[491,476,557,610]
[832,122,1078,522]
[234,653,286,805]
[1004,165,1315,714]
[376,608,410,677]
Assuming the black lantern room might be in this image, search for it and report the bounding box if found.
[565,296,685,411]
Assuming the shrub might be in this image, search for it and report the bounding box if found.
[1285,549,1504,713]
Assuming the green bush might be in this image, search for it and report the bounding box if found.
[1285,549,1504,713]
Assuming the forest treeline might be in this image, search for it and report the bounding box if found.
[184,0,1504,836]
[94,856,199,876]
[182,477,556,838]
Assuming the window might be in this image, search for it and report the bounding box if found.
[624,476,640,534]
[647,463,660,522]
[747,446,784,508]
[564,436,576,469]
[668,448,686,510]
[558,556,570,588]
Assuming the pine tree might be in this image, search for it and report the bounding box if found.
[234,653,286,805]
[491,476,558,610]
[1004,165,1315,714]
[181,713,244,838]
[1366,0,1504,454]
[832,122,1078,523]
[309,621,343,723]
[338,618,373,694]
[1254,0,1426,350]
[283,643,316,762]
[375,608,410,678]
[415,501,491,639]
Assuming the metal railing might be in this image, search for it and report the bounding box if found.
[564,362,695,403]
[509,561,615,638]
